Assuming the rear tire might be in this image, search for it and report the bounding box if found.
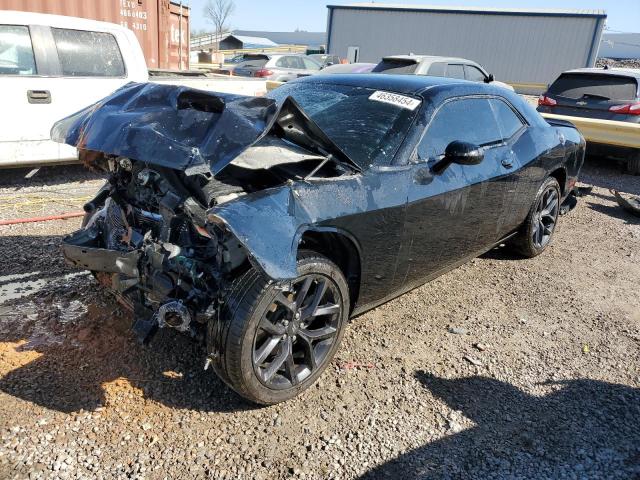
[511,177,561,258]
[628,153,640,175]
[209,250,349,405]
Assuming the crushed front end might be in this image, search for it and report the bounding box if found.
[62,155,248,343]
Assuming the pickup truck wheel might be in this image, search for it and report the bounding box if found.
[209,251,349,405]
[628,153,640,175]
[512,177,561,258]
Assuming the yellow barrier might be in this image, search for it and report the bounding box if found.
[266,80,284,91]
[507,82,548,94]
[540,113,640,149]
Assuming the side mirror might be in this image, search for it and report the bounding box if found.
[445,141,484,165]
[485,73,495,83]
[325,62,335,67]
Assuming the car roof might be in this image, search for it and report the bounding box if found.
[382,54,478,65]
[295,73,473,96]
[1,10,128,33]
[561,67,640,79]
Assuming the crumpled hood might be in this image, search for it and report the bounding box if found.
[51,82,359,175]
[51,82,277,174]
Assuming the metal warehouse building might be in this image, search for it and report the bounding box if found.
[326,3,606,93]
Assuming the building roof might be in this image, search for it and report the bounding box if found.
[233,35,278,47]
[190,32,277,49]
[233,30,326,47]
[327,3,606,18]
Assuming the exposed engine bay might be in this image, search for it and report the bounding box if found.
[63,140,351,343]
[56,83,359,344]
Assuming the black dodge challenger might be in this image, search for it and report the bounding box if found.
[53,74,585,404]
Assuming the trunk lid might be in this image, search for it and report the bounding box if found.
[544,72,640,121]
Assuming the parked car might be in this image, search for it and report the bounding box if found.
[231,54,322,81]
[0,11,266,168]
[538,67,640,174]
[297,62,376,78]
[308,54,341,68]
[54,74,584,405]
[372,55,514,91]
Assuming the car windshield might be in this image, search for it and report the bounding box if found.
[372,59,419,74]
[267,82,420,168]
[548,73,638,101]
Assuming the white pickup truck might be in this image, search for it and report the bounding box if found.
[0,11,267,168]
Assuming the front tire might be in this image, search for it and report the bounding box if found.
[210,251,349,405]
[512,177,561,258]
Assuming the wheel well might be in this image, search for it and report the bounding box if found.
[299,231,361,311]
[549,168,567,195]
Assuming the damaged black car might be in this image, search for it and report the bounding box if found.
[53,75,585,404]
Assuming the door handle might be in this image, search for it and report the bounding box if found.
[27,90,51,104]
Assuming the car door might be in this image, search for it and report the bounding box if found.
[301,56,321,75]
[400,96,518,287]
[0,23,63,166]
[273,56,302,81]
[0,24,130,166]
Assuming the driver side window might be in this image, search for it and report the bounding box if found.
[417,98,501,161]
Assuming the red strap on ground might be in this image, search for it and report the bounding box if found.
[0,211,85,226]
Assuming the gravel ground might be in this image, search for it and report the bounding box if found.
[596,58,640,69]
[0,158,638,480]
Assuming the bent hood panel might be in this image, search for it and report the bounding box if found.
[52,82,360,174]
[52,82,277,173]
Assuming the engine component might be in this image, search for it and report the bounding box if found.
[157,301,191,332]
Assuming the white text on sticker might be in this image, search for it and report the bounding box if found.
[369,91,421,111]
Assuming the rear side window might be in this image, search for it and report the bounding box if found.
[0,25,36,75]
[419,98,501,159]
[373,59,418,74]
[427,62,446,76]
[238,58,268,68]
[465,65,486,82]
[302,57,320,70]
[548,73,638,101]
[446,64,465,80]
[51,28,125,77]
[489,99,525,140]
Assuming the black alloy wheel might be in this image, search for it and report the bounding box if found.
[252,274,341,389]
[210,251,349,405]
[512,176,561,258]
[532,186,559,249]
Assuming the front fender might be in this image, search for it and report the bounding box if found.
[208,186,304,279]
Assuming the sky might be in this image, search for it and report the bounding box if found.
[184,0,639,34]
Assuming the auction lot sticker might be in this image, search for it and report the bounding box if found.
[369,91,421,110]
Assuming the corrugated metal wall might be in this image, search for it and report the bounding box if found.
[328,7,605,87]
[0,0,189,69]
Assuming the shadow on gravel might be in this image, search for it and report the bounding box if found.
[361,372,640,479]
[587,201,640,225]
[580,156,640,197]
[0,296,252,414]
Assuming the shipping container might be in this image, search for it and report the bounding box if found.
[0,0,189,70]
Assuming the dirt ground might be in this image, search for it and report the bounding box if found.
[0,157,638,479]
